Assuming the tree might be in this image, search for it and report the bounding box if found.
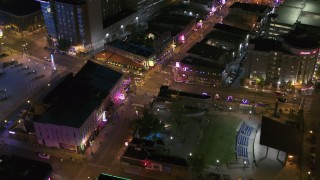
[132,109,165,138]
[57,38,71,51]
[169,101,187,137]
[187,154,207,178]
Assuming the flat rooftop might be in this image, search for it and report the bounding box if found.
[39,61,122,128]
[159,86,211,100]
[149,13,195,27]
[0,155,52,180]
[260,116,302,155]
[97,173,131,180]
[103,9,136,29]
[147,24,182,37]
[250,38,287,52]
[0,0,41,16]
[303,0,320,14]
[55,0,86,5]
[122,146,188,167]
[281,0,304,8]
[281,30,319,49]
[107,40,154,58]
[187,42,227,60]
[181,56,225,70]
[95,50,145,69]
[273,6,301,25]
[299,13,320,27]
[213,23,250,38]
[229,2,269,14]
[206,29,246,44]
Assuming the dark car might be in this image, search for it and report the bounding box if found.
[311,135,316,144]
[277,97,287,103]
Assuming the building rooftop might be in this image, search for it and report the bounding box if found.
[299,13,320,27]
[39,61,122,128]
[281,0,304,8]
[229,2,269,14]
[0,155,52,180]
[167,3,209,18]
[260,116,302,155]
[250,38,287,52]
[206,29,246,44]
[97,173,131,180]
[95,51,145,69]
[181,56,225,70]
[303,0,320,14]
[122,146,188,167]
[187,42,227,61]
[213,23,250,38]
[55,0,86,5]
[149,13,195,28]
[281,30,319,49]
[159,86,211,100]
[147,24,182,37]
[107,40,154,58]
[103,9,136,29]
[0,0,41,16]
[272,6,301,25]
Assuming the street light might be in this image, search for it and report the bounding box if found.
[189,153,192,156]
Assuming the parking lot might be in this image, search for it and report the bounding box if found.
[0,53,58,126]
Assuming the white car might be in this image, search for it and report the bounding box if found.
[121,69,130,74]
[38,153,50,159]
[18,109,27,117]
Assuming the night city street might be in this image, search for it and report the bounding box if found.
[1,0,320,180]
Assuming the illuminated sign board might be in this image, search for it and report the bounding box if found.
[299,50,318,55]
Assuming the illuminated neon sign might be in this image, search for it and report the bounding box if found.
[300,50,318,55]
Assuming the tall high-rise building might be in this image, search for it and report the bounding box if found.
[36,0,178,52]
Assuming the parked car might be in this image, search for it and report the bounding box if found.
[311,135,317,144]
[310,147,316,157]
[18,109,27,117]
[277,97,287,103]
[38,153,50,159]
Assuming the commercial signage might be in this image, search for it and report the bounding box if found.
[299,50,318,55]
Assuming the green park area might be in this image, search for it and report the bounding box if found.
[193,114,242,165]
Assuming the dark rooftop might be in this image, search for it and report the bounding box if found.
[213,23,250,38]
[0,0,41,16]
[103,9,136,29]
[206,29,246,44]
[230,2,269,14]
[148,24,182,37]
[159,86,211,100]
[250,38,286,52]
[181,56,225,70]
[0,155,52,180]
[149,13,195,27]
[55,0,85,5]
[107,40,154,58]
[122,146,188,167]
[38,61,122,128]
[281,30,319,49]
[187,42,227,60]
[260,116,302,155]
[97,173,131,180]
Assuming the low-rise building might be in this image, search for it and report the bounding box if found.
[33,61,127,153]
[148,13,196,44]
[245,33,318,86]
[121,146,188,179]
[0,0,44,35]
[155,86,212,109]
[0,155,53,180]
[224,2,270,31]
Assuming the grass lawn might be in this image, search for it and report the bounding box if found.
[193,114,242,165]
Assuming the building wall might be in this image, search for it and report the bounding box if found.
[34,76,126,153]
[39,1,58,37]
[246,49,317,85]
[0,10,44,34]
